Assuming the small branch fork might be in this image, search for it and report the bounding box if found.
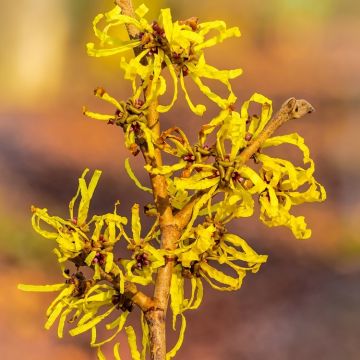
[238,98,314,164]
[115,1,314,359]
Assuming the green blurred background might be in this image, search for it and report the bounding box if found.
[1,0,360,359]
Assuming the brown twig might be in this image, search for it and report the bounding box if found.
[114,0,137,39]
[143,94,180,360]
[99,267,154,312]
[115,0,146,59]
[238,97,314,164]
[174,191,205,229]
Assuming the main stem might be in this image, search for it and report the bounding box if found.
[115,1,181,359]
[144,98,180,360]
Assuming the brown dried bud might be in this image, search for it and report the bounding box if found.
[231,171,245,183]
[243,179,254,189]
[183,153,196,162]
[172,52,181,60]
[94,87,106,97]
[135,253,151,269]
[181,168,191,178]
[115,109,123,118]
[182,267,193,279]
[228,104,236,112]
[130,122,141,133]
[93,253,105,266]
[129,143,140,156]
[180,17,199,31]
[207,169,220,179]
[99,234,105,242]
[182,65,189,76]
[134,99,144,109]
[152,21,165,36]
[140,32,153,45]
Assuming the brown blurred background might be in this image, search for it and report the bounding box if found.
[1,0,360,359]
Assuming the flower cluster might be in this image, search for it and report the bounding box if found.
[85,3,241,116]
[19,170,161,357]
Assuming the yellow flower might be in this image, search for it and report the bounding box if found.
[176,224,267,290]
[18,270,149,358]
[31,169,102,261]
[164,222,264,359]
[87,4,242,115]
[167,93,326,239]
[29,167,169,290]
[83,88,156,157]
[31,169,130,286]
[21,170,156,356]
[120,204,165,286]
[18,274,122,341]
[258,133,326,239]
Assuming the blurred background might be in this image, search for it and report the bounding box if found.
[1,0,360,359]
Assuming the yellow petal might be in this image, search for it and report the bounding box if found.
[174,171,219,191]
[125,326,141,360]
[93,87,123,110]
[212,188,254,223]
[160,8,173,42]
[166,314,186,360]
[241,93,273,137]
[57,308,72,338]
[216,111,246,161]
[191,74,230,109]
[157,56,178,113]
[200,262,244,291]
[179,188,217,242]
[78,170,102,226]
[135,4,149,18]
[92,311,129,347]
[196,20,241,50]
[170,266,184,330]
[141,312,149,359]
[70,306,115,336]
[180,73,206,116]
[114,343,122,360]
[97,347,106,360]
[199,109,230,145]
[131,204,141,244]
[86,41,140,57]
[187,278,203,310]
[17,283,66,292]
[45,302,64,330]
[144,161,187,176]
[83,108,116,122]
[85,251,97,266]
[105,252,114,273]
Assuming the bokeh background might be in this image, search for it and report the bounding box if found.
[1,0,360,359]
